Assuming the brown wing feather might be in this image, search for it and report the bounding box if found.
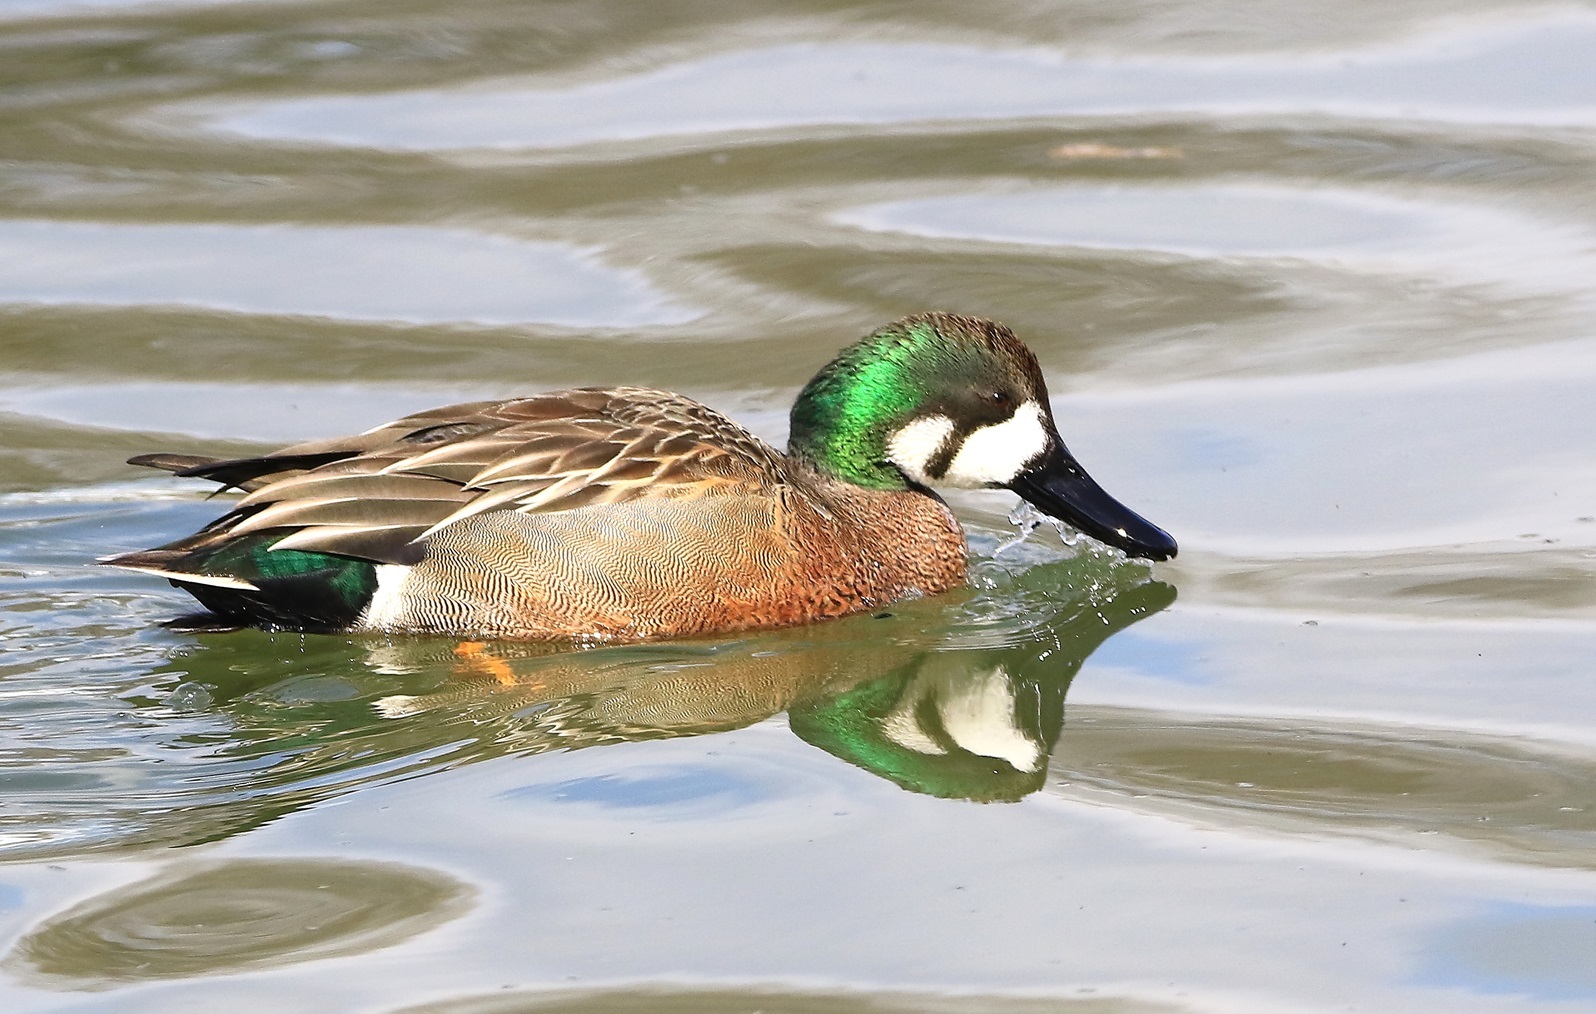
[143,388,789,567]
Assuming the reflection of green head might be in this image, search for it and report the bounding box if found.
[790,572,1177,803]
[790,656,1061,803]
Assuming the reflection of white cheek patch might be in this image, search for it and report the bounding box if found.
[939,664,1041,772]
[944,401,1048,487]
[886,414,954,485]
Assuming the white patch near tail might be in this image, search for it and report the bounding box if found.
[359,563,413,630]
[943,400,1048,487]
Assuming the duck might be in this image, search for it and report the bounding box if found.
[102,312,1176,639]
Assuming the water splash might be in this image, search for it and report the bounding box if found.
[993,501,1083,557]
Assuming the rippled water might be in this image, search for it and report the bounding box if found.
[2,0,1595,1010]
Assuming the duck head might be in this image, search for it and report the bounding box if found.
[789,312,1176,561]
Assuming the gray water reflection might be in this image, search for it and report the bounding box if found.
[398,987,1190,1014]
[6,857,473,989]
[0,221,695,326]
[186,15,1596,150]
[1051,709,1596,869]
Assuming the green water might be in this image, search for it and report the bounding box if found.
[2,0,1596,1010]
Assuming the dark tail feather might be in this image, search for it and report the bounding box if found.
[127,450,356,493]
[127,453,223,474]
[172,451,354,492]
[99,546,187,572]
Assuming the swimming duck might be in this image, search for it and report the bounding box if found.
[103,313,1175,639]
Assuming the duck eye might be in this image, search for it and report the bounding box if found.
[987,390,1012,406]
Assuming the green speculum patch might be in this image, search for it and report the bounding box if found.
[186,535,379,630]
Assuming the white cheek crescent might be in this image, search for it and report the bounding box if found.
[885,414,956,486]
[941,400,1048,488]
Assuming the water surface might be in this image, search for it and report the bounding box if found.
[1,0,1594,1010]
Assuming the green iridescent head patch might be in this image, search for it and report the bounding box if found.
[787,313,1041,488]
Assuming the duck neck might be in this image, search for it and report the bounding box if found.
[788,345,922,491]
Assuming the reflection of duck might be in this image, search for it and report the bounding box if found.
[375,558,1175,802]
[791,577,1175,802]
[104,313,1174,639]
